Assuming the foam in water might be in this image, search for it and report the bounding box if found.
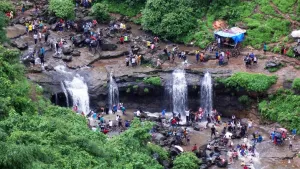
[200,72,213,117]
[108,73,119,111]
[172,69,187,123]
[65,75,90,114]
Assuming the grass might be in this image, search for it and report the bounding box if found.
[292,78,300,90]
[143,77,161,86]
[101,0,144,17]
[221,72,278,93]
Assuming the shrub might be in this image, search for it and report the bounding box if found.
[91,3,110,22]
[292,78,300,90]
[286,48,295,58]
[173,152,200,169]
[133,85,138,89]
[143,77,161,86]
[144,88,149,93]
[147,142,168,160]
[126,88,131,93]
[259,89,300,131]
[0,1,14,13]
[238,95,250,104]
[49,0,75,19]
[222,72,277,92]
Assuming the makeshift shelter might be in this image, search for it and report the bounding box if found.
[214,27,246,45]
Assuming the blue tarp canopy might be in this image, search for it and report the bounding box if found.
[214,27,246,44]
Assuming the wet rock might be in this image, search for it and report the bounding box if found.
[11,38,28,50]
[48,17,57,25]
[44,65,54,71]
[6,24,27,39]
[52,53,62,59]
[25,16,33,22]
[28,66,43,73]
[101,44,118,51]
[71,50,81,56]
[18,18,25,25]
[194,124,201,131]
[62,55,72,62]
[51,24,57,31]
[82,16,94,22]
[62,44,74,55]
[101,50,128,58]
[153,133,166,144]
[265,59,281,68]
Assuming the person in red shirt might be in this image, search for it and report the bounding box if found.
[120,36,124,44]
[192,144,197,152]
[102,128,109,134]
[226,50,230,61]
[171,117,177,128]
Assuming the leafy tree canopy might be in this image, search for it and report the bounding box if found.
[49,0,75,19]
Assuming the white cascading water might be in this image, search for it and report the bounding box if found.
[172,69,187,123]
[65,75,90,115]
[108,73,119,111]
[200,72,213,118]
[60,81,69,107]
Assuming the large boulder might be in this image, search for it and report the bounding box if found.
[265,59,281,68]
[11,38,28,50]
[6,24,27,39]
[62,44,74,55]
[101,44,118,51]
[52,53,62,59]
[71,50,81,56]
[62,55,72,62]
[101,50,129,59]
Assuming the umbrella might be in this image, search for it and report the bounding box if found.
[291,30,300,38]
[174,145,184,152]
[278,128,287,132]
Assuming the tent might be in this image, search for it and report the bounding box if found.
[214,27,246,44]
[291,30,300,38]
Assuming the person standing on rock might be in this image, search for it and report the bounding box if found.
[211,125,216,138]
[196,50,200,63]
[38,31,42,42]
[33,33,38,44]
[185,109,190,125]
[22,4,25,14]
[39,46,45,66]
[263,43,267,54]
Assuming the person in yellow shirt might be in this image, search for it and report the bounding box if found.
[146,41,151,48]
[28,24,33,34]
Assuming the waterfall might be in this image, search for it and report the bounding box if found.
[60,81,69,107]
[65,75,90,114]
[172,69,187,123]
[200,72,213,118]
[108,73,119,110]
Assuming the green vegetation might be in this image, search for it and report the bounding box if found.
[49,0,75,19]
[0,1,14,13]
[142,0,197,41]
[238,95,251,105]
[147,142,168,160]
[144,87,149,93]
[173,152,201,169]
[91,3,110,22]
[133,85,139,89]
[101,0,296,49]
[221,72,277,92]
[0,45,170,168]
[100,0,144,17]
[259,89,300,131]
[126,87,131,93]
[143,76,161,86]
[292,78,300,90]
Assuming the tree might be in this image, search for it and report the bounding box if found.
[141,0,197,41]
[91,3,110,22]
[49,0,75,19]
[173,152,200,169]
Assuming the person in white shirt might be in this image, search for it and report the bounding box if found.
[33,33,38,44]
[185,110,190,124]
[109,120,113,128]
[131,57,136,67]
[217,37,221,48]
[116,115,119,121]
[136,110,141,117]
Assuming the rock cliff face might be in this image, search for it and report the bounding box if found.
[29,66,251,117]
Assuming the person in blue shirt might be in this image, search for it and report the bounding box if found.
[162,109,166,117]
[112,104,117,114]
[216,51,219,59]
[92,111,97,119]
[257,135,263,143]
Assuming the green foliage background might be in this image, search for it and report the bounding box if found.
[49,0,75,19]
[220,72,277,93]
[143,76,161,86]
[259,89,300,131]
[292,78,300,90]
